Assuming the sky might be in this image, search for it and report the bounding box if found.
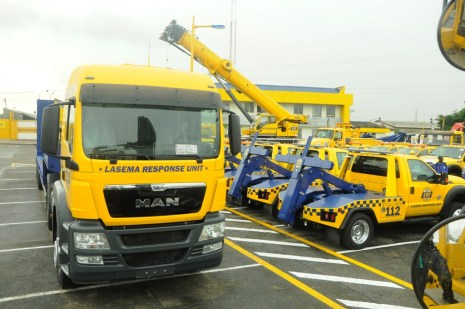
[0,0,464,123]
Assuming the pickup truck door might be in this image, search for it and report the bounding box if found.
[404,159,446,216]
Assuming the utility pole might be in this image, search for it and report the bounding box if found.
[229,0,237,64]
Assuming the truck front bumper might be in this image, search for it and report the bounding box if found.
[65,212,224,284]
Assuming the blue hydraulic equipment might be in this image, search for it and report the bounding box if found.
[277,146,367,225]
[228,134,295,204]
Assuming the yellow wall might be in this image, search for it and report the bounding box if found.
[217,85,353,123]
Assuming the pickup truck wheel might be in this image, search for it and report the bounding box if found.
[342,213,373,249]
[447,202,464,218]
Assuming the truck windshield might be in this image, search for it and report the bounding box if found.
[430,146,465,159]
[315,129,334,139]
[82,103,220,160]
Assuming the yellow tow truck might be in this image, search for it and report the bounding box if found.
[311,122,391,148]
[277,150,465,249]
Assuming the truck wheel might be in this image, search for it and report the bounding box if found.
[36,168,43,191]
[342,213,373,249]
[46,174,59,231]
[447,202,464,218]
[292,209,308,230]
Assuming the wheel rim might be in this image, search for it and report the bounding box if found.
[452,208,462,217]
[351,220,369,245]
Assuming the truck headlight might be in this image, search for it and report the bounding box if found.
[199,222,225,241]
[74,233,110,250]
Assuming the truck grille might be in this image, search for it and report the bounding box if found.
[104,183,206,218]
[122,249,187,267]
[120,230,189,246]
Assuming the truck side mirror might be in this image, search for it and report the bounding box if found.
[411,214,465,308]
[228,113,242,155]
[41,105,60,156]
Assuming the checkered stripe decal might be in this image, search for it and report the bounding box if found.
[303,197,405,217]
[247,183,289,198]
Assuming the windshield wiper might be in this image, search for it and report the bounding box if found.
[89,153,151,161]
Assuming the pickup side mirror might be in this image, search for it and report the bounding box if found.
[228,113,242,156]
[411,214,465,308]
[41,105,60,156]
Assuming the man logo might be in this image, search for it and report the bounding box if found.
[135,197,180,208]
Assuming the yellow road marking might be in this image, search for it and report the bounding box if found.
[225,238,345,309]
[226,206,413,290]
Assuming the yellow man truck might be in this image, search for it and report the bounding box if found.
[277,150,465,249]
[40,64,241,288]
[160,20,308,139]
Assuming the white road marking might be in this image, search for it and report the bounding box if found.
[0,201,44,205]
[220,210,231,214]
[0,220,46,226]
[226,218,250,223]
[228,237,308,247]
[0,187,37,190]
[228,206,248,210]
[226,227,278,234]
[11,163,35,167]
[0,263,261,303]
[255,252,349,265]
[3,178,36,180]
[290,272,403,289]
[337,241,420,254]
[337,299,417,309]
[0,245,53,253]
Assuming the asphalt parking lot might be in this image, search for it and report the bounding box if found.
[0,141,432,308]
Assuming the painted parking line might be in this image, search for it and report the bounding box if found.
[0,245,53,253]
[0,220,46,226]
[337,240,420,254]
[225,218,250,223]
[337,299,417,309]
[290,271,403,289]
[225,239,344,309]
[255,252,349,265]
[226,206,413,290]
[228,236,308,247]
[226,227,278,234]
[10,163,35,167]
[0,187,37,190]
[0,201,44,205]
[0,264,261,304]
[3,178,36,181]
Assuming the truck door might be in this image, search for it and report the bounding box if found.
[404,159,447,216]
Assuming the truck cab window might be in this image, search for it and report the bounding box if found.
[408,159,435,181]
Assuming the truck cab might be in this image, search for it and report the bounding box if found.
[40,64,241,288]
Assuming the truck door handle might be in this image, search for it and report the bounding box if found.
[410,187,414,194]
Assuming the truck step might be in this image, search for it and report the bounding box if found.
[61,243,69,255]
[403,216,440,224]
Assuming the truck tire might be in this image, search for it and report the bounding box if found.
[342,213,373,250]
[36,168,43,191]
[446,202,464,218]
[46,174,59,231]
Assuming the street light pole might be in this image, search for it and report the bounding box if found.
[190,16,225,72]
